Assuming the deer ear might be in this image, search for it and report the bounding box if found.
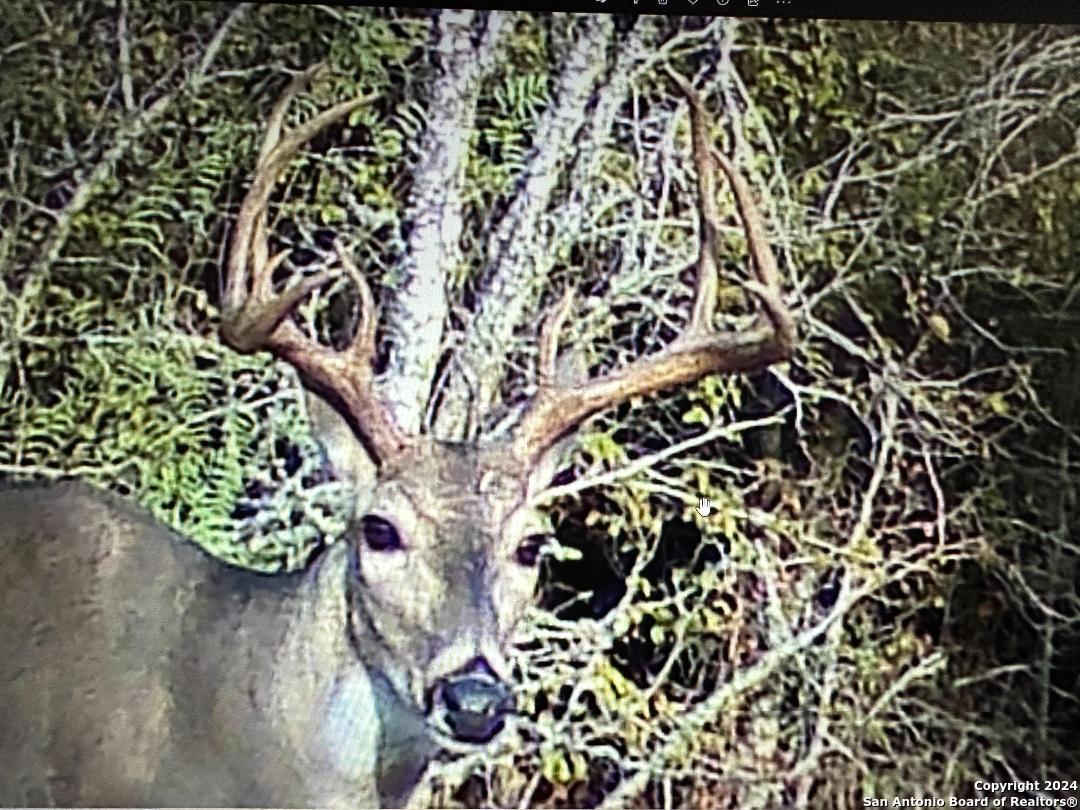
[527,433,573,497]
[305,391,378,499]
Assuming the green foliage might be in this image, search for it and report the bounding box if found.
[0,1,405,569]
[2,8,1078,807]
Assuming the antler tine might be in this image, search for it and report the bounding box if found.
[333,243,379,364]
[668,69,794,343]
[538,286,575,386]
[510,74,795,464]
[221,69,408,464]
[223,69,373,333]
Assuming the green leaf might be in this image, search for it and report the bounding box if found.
[987,392,1009,416]
[682,405,710,426]
[319,204,346,224]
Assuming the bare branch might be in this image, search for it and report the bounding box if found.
[441,17,667,436]
[116,0,135,112]
[380,9,509,434]
[192,3,249,82]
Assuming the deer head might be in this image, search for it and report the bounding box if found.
[220,65,793,748]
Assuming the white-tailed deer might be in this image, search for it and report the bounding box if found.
[0,67,793,808]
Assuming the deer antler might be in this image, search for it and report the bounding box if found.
[221,65,409,464]
[511,74,795,464]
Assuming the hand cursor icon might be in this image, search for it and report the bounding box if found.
[696,497,711,517]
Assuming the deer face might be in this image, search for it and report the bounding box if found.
[339,440,548,743]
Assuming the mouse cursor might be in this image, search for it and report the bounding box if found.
[696,497,711,517]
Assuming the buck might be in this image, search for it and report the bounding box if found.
[0,67,793,808]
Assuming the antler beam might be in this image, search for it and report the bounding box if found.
[221,66,409,464]
[510,75,795,464]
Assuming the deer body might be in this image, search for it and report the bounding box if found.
[0,481,431,808]
[0,62,794,809]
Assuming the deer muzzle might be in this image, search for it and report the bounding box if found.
[430,657,514,743]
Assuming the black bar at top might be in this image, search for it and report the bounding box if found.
[323,0,1080,25]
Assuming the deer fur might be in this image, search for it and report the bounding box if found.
[0,65,793,808]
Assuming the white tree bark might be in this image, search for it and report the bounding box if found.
[432,18,671,439]
[377,9,509,435]
[432,16,614,438]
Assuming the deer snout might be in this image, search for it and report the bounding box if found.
[430,657,514,743]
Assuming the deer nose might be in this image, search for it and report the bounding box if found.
[431,657,514,743]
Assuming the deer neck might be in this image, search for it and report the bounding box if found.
[338,538,440,804]
[263,540,435,806]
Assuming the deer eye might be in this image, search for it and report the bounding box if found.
[515,534,548,567]
[360,515,403,552]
